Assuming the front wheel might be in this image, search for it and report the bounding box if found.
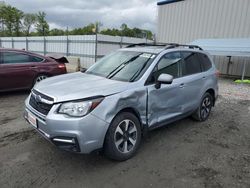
[192,92,213,121]
[104,112,141,161]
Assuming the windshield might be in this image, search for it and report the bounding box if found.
[86,51,155,82]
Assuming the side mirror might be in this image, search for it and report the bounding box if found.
[155,73,173,89]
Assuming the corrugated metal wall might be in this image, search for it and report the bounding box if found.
[213,56,250,77]
[157,0,250,77]
[0,34,149,68]
[157,0,250,43]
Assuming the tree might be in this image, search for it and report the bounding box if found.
[0,3,154,38]
[12,7,23,36]
[0,5,23,36]
[99,24,153,39]
[100,28,121,36]
[0,2,5,34]
[69,23,96,35]
[23,13,37,36]
[36,11,49,36]
[2,5,14,36]
[94,21,102,33]
[49,28,65,36]
[120,23,127,31]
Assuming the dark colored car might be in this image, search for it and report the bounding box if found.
[0,48,67,92]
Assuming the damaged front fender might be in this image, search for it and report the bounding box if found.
[90,86,148,127]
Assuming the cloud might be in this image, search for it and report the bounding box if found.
[5,0,157,32]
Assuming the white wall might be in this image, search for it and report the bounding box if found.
[157,0,250,43]
[157,0,250,77]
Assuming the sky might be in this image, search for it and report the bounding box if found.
[5,0,158,33]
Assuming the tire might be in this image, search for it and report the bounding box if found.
[33,74,48,87]
[192,92,213,121]
[104,112,142,161]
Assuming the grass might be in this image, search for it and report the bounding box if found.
[234,79,250,84]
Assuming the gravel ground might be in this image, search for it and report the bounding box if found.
[219,78,250,100]
[0,78,249,188]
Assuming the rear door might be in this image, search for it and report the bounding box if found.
[178,51,204,111]
[0,51,44,91]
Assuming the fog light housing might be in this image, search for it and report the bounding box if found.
[52,136,80,152]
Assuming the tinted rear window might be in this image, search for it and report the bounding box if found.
[198,53,212,71]
[181,52,202,76]
[30,56,43,62]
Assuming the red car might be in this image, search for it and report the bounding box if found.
[0,48,67,92]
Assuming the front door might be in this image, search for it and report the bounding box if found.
[147,52,186,127]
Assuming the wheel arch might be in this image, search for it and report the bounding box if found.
[205,88,215,105]
[31,73,51,88]
[116,107,143,129]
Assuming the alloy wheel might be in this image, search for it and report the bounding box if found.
[201,97,212,119]
[35,75,47,83]
[114,119,137,153]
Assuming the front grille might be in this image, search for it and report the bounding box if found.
[32,89,54,101]
[29,90,54,115]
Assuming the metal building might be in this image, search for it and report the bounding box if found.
[157,0,250,77]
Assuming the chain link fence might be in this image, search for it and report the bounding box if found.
[0,34,152,68]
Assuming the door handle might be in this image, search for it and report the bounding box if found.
[30,66,37,69]
[179,83,185,88]
[202,76,206,79]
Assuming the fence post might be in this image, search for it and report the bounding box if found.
[241,58,247,81]
[66,35,69,56]
[12,37,14,48]
[43,36,46,55]
[120,36,123,48]
[0,38,2,48]
[94,33,98,62]
[26,37,28,51]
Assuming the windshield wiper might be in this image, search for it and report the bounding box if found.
[106,53,142,79]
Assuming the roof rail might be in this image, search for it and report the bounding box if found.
[126,43,167,48]
[165,44,203,50]
[126,42,203,50]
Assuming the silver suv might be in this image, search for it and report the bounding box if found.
[24,43,218,161]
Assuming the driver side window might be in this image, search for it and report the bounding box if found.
[148,52,181,84]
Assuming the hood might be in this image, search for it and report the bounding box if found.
[34,72,130,102]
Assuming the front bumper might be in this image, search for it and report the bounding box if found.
[24,96,110,154]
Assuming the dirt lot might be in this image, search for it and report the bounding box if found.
[0,79,250,188]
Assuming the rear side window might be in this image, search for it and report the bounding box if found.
[198,53,212,71]
[181,52,202,76]
[2,52,43,64]
[30,56,44,62]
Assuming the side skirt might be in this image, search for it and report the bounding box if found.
[148,110,194,131]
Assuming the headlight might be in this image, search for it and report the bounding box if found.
[58,98,103,117]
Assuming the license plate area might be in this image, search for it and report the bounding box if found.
[28,112,37,128]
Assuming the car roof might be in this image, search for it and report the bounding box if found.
[0,48,46,58]
[0,48,28,53]
[119,46,165,54]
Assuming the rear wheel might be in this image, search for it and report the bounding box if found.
[104,112,141,161]
[192,92,213,121]
[33,75,48,87]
